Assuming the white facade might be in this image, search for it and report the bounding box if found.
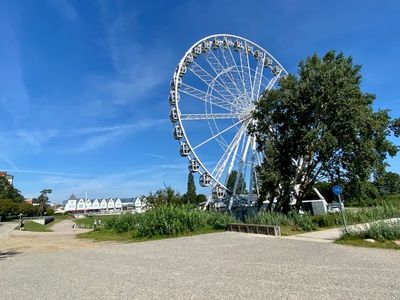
[115,198,122,209]
[63,194,146,213]
[93,199,99,209]
[107,198,115,209]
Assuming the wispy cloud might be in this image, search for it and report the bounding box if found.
[0,154,19,170]
[0,168,86,177]
[0,12,30,123]
[15,129,59,151]
[48,0,80,23]
[20,162,190,201]
[144,153,165,159]
[76,1,171,116]
[0,118,168,153]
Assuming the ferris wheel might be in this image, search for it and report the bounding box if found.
[169,34,287,208]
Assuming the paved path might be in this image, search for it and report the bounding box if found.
[1,232,399,299]
[0,222,18,238]
[287,227,341,243]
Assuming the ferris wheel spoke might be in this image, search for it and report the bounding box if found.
[192,117,249,151]
[179,83,232,111]
[252,58,265,100]
[189,61,236,102]
[239,48,253,100]
[264,69,283,94]
[220,48,249,103]
[180,113,241,121]
[232,133,253,195]
[204,50,245,102]
[226,46,250,100]
[211,119,251,182]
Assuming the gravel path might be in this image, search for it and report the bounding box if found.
[1,232,399,299]
[0,220,95,254]
[0,222,18,238]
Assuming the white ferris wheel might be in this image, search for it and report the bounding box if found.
[169,34,287,208]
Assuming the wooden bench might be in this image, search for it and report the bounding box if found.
[227,223,281,236]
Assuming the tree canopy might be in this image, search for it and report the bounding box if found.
[0,176,24,202]
[184,172,197,204]
[253,50,399,212]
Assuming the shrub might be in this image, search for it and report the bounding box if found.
[341,220,400,242]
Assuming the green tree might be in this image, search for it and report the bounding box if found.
[146,187,183,208]
[226,170,246,194]
[0,176,24,202]
[185,172,197,204]
[375,172,400,195]
[37,189,52,216]
[253,51,398,212]
[196,193,207,204]
[0,199,19,220]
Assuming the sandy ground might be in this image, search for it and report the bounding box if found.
[1,232,400,299]
[0,220,101,254]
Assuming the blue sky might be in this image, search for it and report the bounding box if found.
[0,0,399,203]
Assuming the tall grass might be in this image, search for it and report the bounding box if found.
[103,205,237,237]
[245,202,400,232]
[313,202,400,228]
[246,210,318,231]
[340,220,400,242]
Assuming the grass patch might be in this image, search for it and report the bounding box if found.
[280,225,304,236]
[23,221,52,232]
[77,227,224,242]
[77,229,133,242]
[335,239,400,250]
[73,215,116,229]
[22,214,73,232]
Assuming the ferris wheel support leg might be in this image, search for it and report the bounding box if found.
[203,194,213,211]
[247,153,256,206]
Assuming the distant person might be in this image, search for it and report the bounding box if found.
[72,224,76,231]
[20,221,24,231]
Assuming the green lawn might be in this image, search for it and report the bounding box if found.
[77,227,224,243]
[335,239,400,250]
[23,221,52,232]
[73,215,116,229]
[22,214,73,232]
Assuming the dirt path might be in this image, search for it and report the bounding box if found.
[0,220,100,254]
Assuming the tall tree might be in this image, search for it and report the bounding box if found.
[375,172,400,195]
[185,172,197,204]
[146,187,182,207]
[0,176,24,202]
[37,189,52,216]
[226,170,246,194]
[253,51,399,212]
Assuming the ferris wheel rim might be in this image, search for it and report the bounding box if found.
[170,34,287,194]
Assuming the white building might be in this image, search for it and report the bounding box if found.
[63,194,147,213]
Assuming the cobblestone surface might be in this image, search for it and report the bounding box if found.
[1,232,399,299]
